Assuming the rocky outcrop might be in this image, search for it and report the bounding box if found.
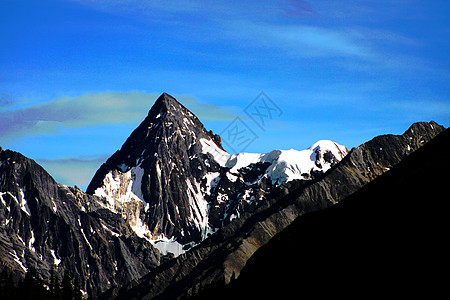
[87,93,349,254]
[102,121,444,300]
[0,93,352,297]
[0,149,163,296]
[87,93,227,246]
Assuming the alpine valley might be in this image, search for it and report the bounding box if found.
[0,93,446,299]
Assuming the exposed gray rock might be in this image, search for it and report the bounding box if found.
[0,149,164,295]
[102,121,444,300]
[87,93,349,254]
[87,93,225,245]
[217,126,450,299]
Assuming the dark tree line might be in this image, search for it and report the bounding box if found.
[0,266,83,300]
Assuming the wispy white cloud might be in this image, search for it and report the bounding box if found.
[70,0,425,65]
[0,92,237,143]
[232,22,373,58]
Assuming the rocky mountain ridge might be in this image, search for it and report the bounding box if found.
[0,148,166,296]
[0,92,445,299]
[101,120,445,300]
[211,126,450,299]
[0,93,352,296]
[87,93,349,255]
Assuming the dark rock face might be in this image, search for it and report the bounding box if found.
[0,149,163,295]
[2,87,445,300]
[0,93,350,297]
[101,121,444,300]
[87,93,226,245]
[86,93,349,252]
[220,126,450,299]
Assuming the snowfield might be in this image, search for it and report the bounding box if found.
[202,138,348,185]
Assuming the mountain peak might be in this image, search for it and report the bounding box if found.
[147,92,191,119]
[405,121,444,135]
[87,93,354,254]
[151,92,178,112]
[87,93,227,248]
[157,92,177,104]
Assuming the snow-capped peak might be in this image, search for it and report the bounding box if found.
[308,140,348,161]
[88,93,349,257]
[201,138,348,186]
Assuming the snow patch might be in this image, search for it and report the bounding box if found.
[226,172,239,182]
[51,198,57,213]
[50,249,61,266]
[80,228,93,250]
[11,250,27,272]
[200,138,230,167]
[101,223,120,237]
[227,152,265,173]
[216,192,229,203]
[18,188,31,216]
[17,235,25,245]
[130,219,187,257]
[130,218,153,241]
[204,139,348,186]
[151,234,185,257]
[94,164,148,211]
[202,172,220,195]
[308,140,348,161]
[185,178,210,239]
[0,192,6,206]
[29,230,36,252]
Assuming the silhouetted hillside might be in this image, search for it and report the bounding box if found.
[197,127,449,299]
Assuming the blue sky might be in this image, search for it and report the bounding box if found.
[1,0,449,189]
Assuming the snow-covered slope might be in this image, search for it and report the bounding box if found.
[201,138,348,228]
[223,140,348,185]
[88,93,349,256]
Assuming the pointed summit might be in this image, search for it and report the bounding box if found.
[87,93,227,251]
[87,93,378,257]
[148,92,183,116]
[147,93,195,121]
[87,93,354,255]
[155,92,177,105]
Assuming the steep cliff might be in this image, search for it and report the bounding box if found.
[0,149,163,295]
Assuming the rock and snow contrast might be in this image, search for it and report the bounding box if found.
[205,139,348,185]
[87,93,349,256]
[0,91,445,298]
[101,120,447,300]
[0,147,163,296]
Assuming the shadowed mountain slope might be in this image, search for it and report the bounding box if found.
[0,149,164,296]
[214,127,450,299]
[101,122,444,299]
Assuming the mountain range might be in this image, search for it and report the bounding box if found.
[86,93,349,255]
[202,119,450,299]
[0,93,446,299]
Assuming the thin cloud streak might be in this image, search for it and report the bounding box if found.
[70,0,425,67]
[36,155,110,190]
[0,92,237,143]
